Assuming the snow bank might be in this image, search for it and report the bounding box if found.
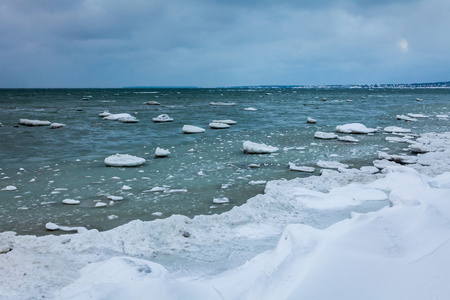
[243,141,278,154]
[336,123,376,134]
[104,154,146,167]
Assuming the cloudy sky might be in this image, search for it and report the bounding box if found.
[1,0,449,88]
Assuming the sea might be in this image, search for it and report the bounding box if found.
[0,86,449,235]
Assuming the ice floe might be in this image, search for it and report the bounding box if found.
[210,102,236,106]
[244,107,257,111]
[288,163,315,173]
[152,114,173,122]
[1,185,17,191]
[243,141,278,154]
[384,126,411,133]
[50,123,65,129]
[182,125,205,134]
[317,160,349,169]
[377,151,418,164]
[306,117,317,124]
[396,114,417,121]
[213,197,230,204]
[146,101,161,105]
[209,122,230,129]
[335,123,376,134]
[337,136,359,142]
[212,119,237,125]
[314,132,337,139]
[155,147,170,158]
[62,199,80,205]
[19,119,51,126]
[103,113,139,123]
[104,154,146,167]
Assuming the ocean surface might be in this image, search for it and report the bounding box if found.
[0,87,448,235]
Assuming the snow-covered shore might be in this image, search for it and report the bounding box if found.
[1,132,450,299]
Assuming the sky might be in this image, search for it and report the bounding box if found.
[0,0,449,88]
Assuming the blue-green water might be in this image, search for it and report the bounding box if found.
[0,87,449,235]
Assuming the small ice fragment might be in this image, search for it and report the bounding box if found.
[62,199,80,205]
[1,185,17,191]
[95,202,107,208]
[213,197,229,204]
[121,185,132,190]
[45,222,59,231]
[107,195,123,201]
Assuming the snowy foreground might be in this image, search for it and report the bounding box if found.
[2,133,450,299]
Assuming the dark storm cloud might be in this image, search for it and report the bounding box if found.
[0,0,449,87]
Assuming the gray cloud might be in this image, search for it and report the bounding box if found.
[0,0,449,87]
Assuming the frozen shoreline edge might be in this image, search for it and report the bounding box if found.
[1,131,450,299]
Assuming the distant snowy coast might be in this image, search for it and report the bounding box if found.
[2,129,450,299]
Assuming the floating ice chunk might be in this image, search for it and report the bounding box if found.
[182,125,205,134]
[386,136,412,143]
[317,160,349,169]
[98,111,111,117]
[249,180,267,185]
[210,102,236,106]
[50,123,65,129]
[121,185,132,191]
[306,117,317,124]
[407,113,428,118]
[288,163,315,173]
[107,195,123,201]
[104,154,146,167]
[209,122,230,129]
[152,212,163,216]
[249,164,260,168]
[95,202,107,208]
[155,147,170,158]
[244,107,257,111]
[213,197,229,204]
[146,101,160,105]
[378,151,418,164]
[1,185,17,191]
[337,136,359,142]
[19,119,51,126]
[45,222,87,233]
[118,116,139,123]
[212,119,237,125]
[314,132,338,139]
[243,141,278,154]
[397,115,417,122]
[336,123,377,134]
[360,166,380,174]
[384,126,411,133]
[147,186,166,192]
[45,222,59,231]
[164,189,187,193]
[152,114,173,122]
[62,199,80,205]
[436,114,448,118]
[103,113,133,121]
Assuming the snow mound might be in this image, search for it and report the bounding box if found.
[243,141,278,154]
[104,154,146,167]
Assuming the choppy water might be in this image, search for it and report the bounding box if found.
[0,87,449,235]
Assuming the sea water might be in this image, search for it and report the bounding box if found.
[0,87,448,235]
